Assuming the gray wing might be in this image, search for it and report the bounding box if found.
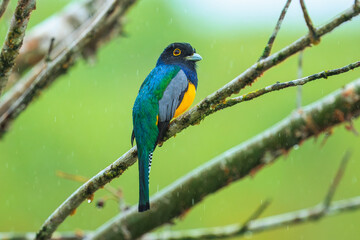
[158,70,188,122]
[157,70,188,142]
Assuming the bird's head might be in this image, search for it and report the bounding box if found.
[156,42,202,68]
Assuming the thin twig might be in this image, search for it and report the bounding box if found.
[0,0,36,96]
[141,196,360,240]
[239,199,271,232]
[32,5,360,240]
[87,78,360,240]
[296,51,303,109]
[0,0,10,19]
[45,37,55,62]
[259,0,292,60]
[322,150,352,211]
[217,60,360,110]
[300,0,320,44]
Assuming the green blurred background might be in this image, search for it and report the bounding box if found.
[1,0,360,239]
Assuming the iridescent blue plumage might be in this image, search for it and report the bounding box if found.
[133,65,180,211]
[132,43,202,212]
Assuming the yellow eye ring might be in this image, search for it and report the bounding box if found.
[173,48,181,56]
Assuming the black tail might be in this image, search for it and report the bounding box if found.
[138,202,150,212]
[138,150,151,212]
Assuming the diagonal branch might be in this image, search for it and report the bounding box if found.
[141,196,360,240]
[87,78,360,240]
[0,0,10,19]
[238,199,271,233]
[322,150,351,211]
[215,60,360,110]
[0,0,36,96]
[0,0,136,138]
[141,150,353,240]
[300,0,320,44]
[33,4,360,240]
[165,3,360,141]
[259,0,292,60]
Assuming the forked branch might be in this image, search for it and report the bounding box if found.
[259,0,292,60]
[300,0,320,44]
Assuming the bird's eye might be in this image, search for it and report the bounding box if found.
[173,48,181,56]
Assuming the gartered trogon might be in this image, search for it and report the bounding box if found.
[132,42,202,212]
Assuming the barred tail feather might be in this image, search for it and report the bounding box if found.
[138,150,153,212]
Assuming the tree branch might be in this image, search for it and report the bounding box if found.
[215,60,360,110]
[0,0,136,138]
[141,150,353,240]
[87,78,360,240]
[0,0,36,96]
[141,196,360,240]
[322,150,351,211]
[300,0,319,44]
[238,199,271,233]
[259,0,292,60]
[31,4,360,240]
[0,0,10,19]
[165,3,360,141]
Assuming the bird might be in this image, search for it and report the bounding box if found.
[131,42,202,212]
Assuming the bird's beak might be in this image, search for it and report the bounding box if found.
[185,53,202,62]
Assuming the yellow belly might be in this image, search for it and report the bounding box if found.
[173,82,196,119]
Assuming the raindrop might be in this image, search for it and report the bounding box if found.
[192,198,194,205]
[293,144,299,150]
